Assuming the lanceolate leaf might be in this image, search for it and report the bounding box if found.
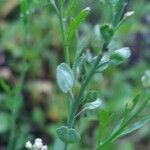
[112,0,128,26]
[21,0,29,24]
[66,7,90,44]
[120,114,150,137]
[66,0,77,17]
[99,109,113,139]
[125,94,141,114]
[49,0,58,12]
[56,63,74,93]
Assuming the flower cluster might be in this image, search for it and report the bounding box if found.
[25,138,48,150]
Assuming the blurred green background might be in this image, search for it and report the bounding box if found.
[0,0,150,149]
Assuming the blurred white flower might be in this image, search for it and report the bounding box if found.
[42,145,48,150]
[25,141,32,149]
[141,70,150,88]
[33,138,43,149]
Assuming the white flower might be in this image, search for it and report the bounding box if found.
[25,138,48,150]
[42,145,48,150]
[141,70,150,88]
[25,141,32,149]
[33,138,43,149]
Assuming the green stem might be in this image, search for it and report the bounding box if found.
[7,1,30,149]
[63,43,108,150]
[58,2,70,65]
[7,63,27,150]
[64,50,103,150]
[67,45,105,128]
[7,111,17,150]
[64,144,69,150]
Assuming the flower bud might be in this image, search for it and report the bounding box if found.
[124,11,135,19]
[126,101,134,110]
[110,47,131,65]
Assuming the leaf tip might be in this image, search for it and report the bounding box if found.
[85,7,91,12]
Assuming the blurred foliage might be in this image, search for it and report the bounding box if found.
[0,0,150,150]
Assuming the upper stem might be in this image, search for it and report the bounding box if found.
[58,2,70,65]
[67,47,105,128]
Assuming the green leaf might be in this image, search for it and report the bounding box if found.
[99,109,113,139]
[84,90,98,103]
[84,99,103,110]
[100,24,114,45]
[120,114,150,137]
[66,7,90,44]
[112,0,128,27]
[21,0,29,24]
[110,47,131,65]
[0,79,11,94]
[49,0,58,12]
[66,0,77,17]
[73,38,88,78]
[125,94,140,114]
[56,63,74,93]
[56,126,81,144]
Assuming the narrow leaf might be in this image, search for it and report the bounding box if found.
[66,0,77,17]
[125,94,141,114]
[49,0,58,12]
[66,7,90,44]
[21,0,29,24]
[120,114,150,136]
